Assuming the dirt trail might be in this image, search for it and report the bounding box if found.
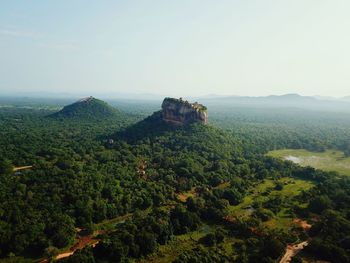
[54,231,101,261]
[13,165,33,171]
[279,241,309,263]
[55,251,74,260]
[51,214,131,261]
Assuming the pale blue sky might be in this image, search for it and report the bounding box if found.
[1,1,350,97]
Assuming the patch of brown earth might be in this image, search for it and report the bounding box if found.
[293,218,312,231]
[54,230,103,261]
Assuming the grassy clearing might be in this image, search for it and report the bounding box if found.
[228,179,274,217]
[267,149,350,176]
[264,209,294,230]
[215,181,231,189]
[277,177,314,197]
[228,177,314,230]
[266,178,313,230]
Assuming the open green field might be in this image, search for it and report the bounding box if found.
[228,177,314,230]
[267,149,350,176]
[228,178,313,217]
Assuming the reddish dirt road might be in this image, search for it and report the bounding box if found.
[279,241,309,263]
[53,230,102,261]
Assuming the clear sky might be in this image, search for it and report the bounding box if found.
[1,1,350,97]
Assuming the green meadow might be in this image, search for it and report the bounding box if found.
[267,149,350,176]
[228,177,314,230]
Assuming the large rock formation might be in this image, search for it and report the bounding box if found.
[161,98,208,125]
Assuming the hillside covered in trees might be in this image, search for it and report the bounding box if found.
[0,97,350,262]
[49,97,119,120]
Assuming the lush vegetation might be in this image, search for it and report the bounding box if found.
[0,98,350,262]
[49,97,119,120]
[209,106,350,155]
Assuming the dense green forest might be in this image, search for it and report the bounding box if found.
[0,98,350,262]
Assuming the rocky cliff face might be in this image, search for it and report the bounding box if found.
[161,98,208,125]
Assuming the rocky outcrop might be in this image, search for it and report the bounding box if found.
[161,98,208,125]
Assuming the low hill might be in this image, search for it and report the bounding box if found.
[49,96,118,120]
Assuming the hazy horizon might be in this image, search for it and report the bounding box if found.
[1,91,350,102]
[1,1,350,97]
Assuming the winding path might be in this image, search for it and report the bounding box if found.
[279,241,309,263]
[13,165,33,172]
[55,237,100,260]
[50,214,131,261]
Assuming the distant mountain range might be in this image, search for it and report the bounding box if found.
[193,93,350,113]
[2,93,350,113]
[2,91,350,102]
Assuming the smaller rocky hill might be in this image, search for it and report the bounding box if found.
[49,96,118,120]
[161,97,208,125]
